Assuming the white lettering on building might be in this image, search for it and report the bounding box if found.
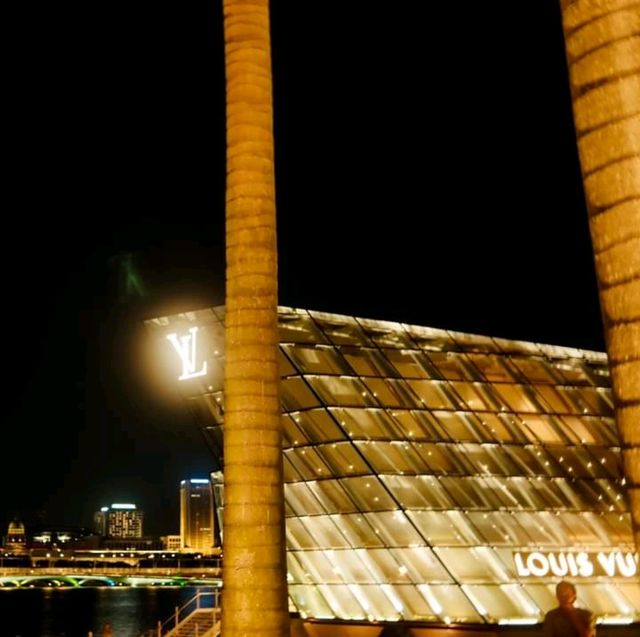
[513,551,637,578]
[167,327,208,380]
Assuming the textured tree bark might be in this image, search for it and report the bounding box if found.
[559,0,640,551]
[221,1,289,635]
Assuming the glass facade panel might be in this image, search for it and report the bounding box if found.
[287,552,313,584]
[466,511,533,546]
[577,583,638,615]
[390,410,445,441]
[288,584,334,619]
[558,386,613,416]
[510,357,560,384]
[282,344,350,375]
[381,475,454,509]
[285,447,332,480]
[519,414,566,444]
[340,477,397,511]
[316,583,368,619]
[328,550,380,584]
[440,476,505,509]
[513,511,574,545]
[449,381,498,412]
[549,360,595,386]
[310,311,373,346]
[340,346,396,377]
[426,352,471,380]
[448,331,500,354]
[431,412,481,442]
[306,480,358,514]
[384,349,436,379]
[298,517,351,549]
[279,349,297,376]
[389,585,439,620]
[389,547,453,583]
[422,584,484,622]
[406,380,458,409]
[362,378,419,408]
[458,444,518,476]
[465,353,514,383]
[283,455,302,482]
[356,318,414,349]
[464,584,539,620]
[355,440,425,474]
[287,518,319,549]
[330,407,401,440]
[476,413,523,443]
[293,551,343,584]
[534,384,572,413]
[600,512,634,544]
[502,446,555,477]
[560,415,617,445]
[402,325,455,352]
[524,584,563,613]
[407,510,481,545]
[362,511,425,547]
[316,442,370,476]
[279,310,328,344]
[282,377,321,410]
[413,443,466,475]
[618,584,640,613]
[332,513,384,548]
[307,375,377,407]
[293,409,346,443]
[353,548,408,583]
[586,362,611,387]
[282,414,310,447]
[285,482,326,516]
[434,547,511,583]
[493,384,540,413]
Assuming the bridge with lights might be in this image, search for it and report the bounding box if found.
[0,572,222,588]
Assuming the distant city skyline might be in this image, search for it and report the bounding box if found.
[2,477,216,549]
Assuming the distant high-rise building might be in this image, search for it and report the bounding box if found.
[94,504,143,538]
[180,479,214,553]
[93,506,109,536]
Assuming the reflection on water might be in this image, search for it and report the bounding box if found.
[0,586,214,637]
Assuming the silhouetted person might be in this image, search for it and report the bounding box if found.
[101,623,113,637]
[543,581,595,637]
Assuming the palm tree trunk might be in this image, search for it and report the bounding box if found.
[558,0,640,550]
[222,1,289,635]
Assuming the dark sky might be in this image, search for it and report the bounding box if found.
[2,2,603,538]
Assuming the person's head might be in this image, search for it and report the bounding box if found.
[556,581,577,608]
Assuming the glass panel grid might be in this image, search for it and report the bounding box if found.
[156,306,638,625]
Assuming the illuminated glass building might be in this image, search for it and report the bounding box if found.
[147,307,639,626]
[180,479,215,553]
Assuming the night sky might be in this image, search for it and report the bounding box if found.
[2,2,603,538]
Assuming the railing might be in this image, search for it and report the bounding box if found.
[142,589,221,637]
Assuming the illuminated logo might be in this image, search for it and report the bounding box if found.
[167,326,208,381]
[513,550,638,578]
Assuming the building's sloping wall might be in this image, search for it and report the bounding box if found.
[147,306,639,625]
